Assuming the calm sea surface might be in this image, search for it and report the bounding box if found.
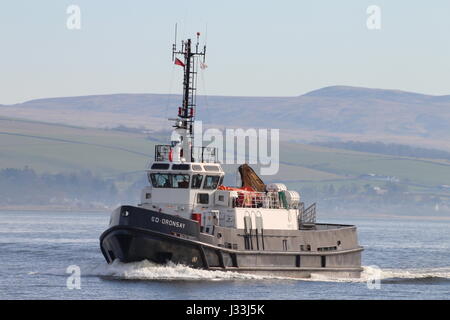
[0,210,449,299]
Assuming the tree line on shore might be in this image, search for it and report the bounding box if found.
[1,167,448,213]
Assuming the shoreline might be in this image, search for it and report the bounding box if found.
[321,213,450,221]
[0,205,111,213]
[319,210,450,221]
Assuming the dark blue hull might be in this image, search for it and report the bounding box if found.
[99,205,363,278]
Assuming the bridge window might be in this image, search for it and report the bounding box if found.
[191,174,203,189]
[172,174,190,188]
[150,173,171,188]
[151,163,170,170]
[204,165,220,172]
[203,175,220,189]
[192,164,203,171]
[172,164,190,170]
[150,173,190,188]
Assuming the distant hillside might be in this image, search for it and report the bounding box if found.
[2,116,450,187]
[314,141,450,161]
[2,86,450,150]
[298,86,450,135]
[1,116,450,211]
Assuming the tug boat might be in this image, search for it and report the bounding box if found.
[99,33,364,278]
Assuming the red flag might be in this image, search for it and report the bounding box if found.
[174,58,185,67]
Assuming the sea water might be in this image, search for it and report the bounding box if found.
[0,210,449,299]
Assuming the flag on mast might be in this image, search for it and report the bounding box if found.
[174,58,185,67]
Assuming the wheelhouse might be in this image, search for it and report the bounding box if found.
[147,162,224,191]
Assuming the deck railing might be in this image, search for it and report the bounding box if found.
[299,202,316,227]
[232,191,298,209]
[154,145,218,163]
[191,146,218,163]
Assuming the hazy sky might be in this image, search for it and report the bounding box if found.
[1,0,450,104]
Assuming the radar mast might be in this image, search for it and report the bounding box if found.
[171,27,206,162]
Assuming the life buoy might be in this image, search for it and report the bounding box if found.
[168,149,173,162]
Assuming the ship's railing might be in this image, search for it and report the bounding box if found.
[299,202,316,227]
[191,146,218,163]
[155,145,172,162]
[232,191,293,209]
[154,145,218,163]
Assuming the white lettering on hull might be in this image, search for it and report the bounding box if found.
[151,216,186,229]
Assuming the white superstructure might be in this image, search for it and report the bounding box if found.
[139,159,301,233]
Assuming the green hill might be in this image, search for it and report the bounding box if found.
[1,116,450,194]
[0,117,153,176]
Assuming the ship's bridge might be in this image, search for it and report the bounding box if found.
[140,157,225,218]
[146,161,224,190]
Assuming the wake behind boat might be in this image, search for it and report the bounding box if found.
[99,32,364,278]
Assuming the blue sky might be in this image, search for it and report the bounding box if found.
[1,0,450,104]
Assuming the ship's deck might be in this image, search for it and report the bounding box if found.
[313,223,356,230]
